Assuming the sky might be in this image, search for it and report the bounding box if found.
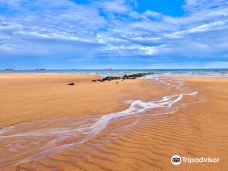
[0,0,228,69]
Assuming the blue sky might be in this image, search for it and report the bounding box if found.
[0,0,228,69]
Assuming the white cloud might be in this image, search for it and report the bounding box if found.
[186,0,197,6]
[0,0,106,55]
[164,21,227,38]
[184,0,228,12]
[100,0,128,13]
[0,0,228,68]
[96,0,228,58]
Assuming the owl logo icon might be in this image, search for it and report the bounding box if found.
[171,155,182,165]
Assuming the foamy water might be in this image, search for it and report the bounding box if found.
[0,76,198,168]
[1,69,228,77]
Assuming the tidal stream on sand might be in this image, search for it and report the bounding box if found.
[0,76,199,168]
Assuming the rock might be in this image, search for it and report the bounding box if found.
[68,83,74,85]
[122,73,150,80]
[94,76,121,82]
[92,72,152,82]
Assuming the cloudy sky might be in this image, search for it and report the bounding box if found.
[0,0,228,69]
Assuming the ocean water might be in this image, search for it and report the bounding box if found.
[0,69,228,77]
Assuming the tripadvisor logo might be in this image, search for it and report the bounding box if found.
[171,155,182,165]
[171,155,219,166]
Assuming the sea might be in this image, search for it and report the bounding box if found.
[1,69,228,77]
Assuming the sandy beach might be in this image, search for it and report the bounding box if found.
[0,74,227,171]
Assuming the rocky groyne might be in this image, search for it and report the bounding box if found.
[92,73,152,82]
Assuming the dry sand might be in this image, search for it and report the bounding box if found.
[0,74,227,171]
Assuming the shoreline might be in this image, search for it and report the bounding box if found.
[1,68,228,78]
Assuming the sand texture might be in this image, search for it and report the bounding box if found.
[0,74,227,171]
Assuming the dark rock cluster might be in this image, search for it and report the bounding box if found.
[68,83,75,85]
[92,72,152,82]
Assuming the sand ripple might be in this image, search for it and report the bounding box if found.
[0,77,200,170]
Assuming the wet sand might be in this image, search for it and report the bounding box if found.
[0,74,168,128]
[0,74,227,170]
